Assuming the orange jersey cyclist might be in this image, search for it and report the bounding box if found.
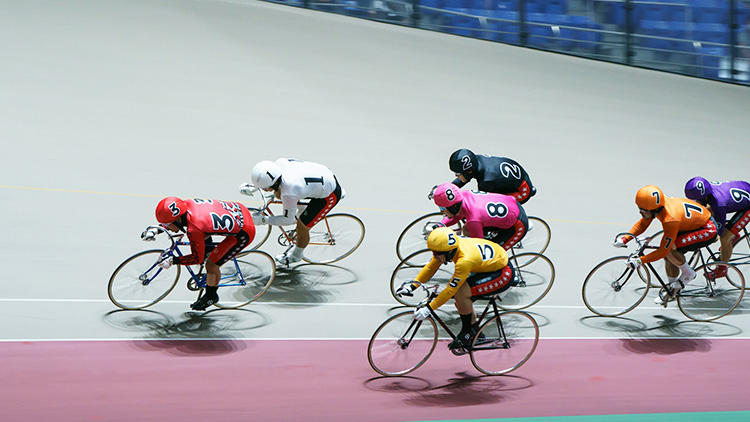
[395,227,516,351]
[154,197,256,311]
[614,185,718,303]
[449,148,536,204]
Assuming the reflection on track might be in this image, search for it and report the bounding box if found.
[580,314,743,339]
[257,264,361,306]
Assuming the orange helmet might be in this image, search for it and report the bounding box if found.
[635,185,664,211]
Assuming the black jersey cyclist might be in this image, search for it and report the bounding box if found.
[449,148,536,204]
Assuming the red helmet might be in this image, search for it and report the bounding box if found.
[155,197,186,224]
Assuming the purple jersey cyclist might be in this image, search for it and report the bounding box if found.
[685,177,750,277]
[432,182,529,250]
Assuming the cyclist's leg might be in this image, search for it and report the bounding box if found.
[295,181,342,252]
[723,209,750,262]
[194,231,251,310]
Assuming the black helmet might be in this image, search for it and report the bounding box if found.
[449,149,478,177]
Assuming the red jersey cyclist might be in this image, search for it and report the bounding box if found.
[153,197,255,311]
[241,158,343,267]
[614,185,718,304]
[395,227,516,351]
[449,149,536,204]
[431,182,528,250]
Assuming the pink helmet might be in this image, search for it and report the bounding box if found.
[432,183,464,209]
[155,197,187,224]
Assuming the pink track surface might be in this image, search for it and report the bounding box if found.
[3,338,748,421]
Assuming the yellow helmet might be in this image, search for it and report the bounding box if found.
[635,185,664,211]
[427,227,460,252]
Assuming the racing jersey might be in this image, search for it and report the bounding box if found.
[452,155,534,196]
[440,190,520,238]
[703,181,750,235]
[627,196,711,264]
[267,158,338,226]
[175,199,252,265]
[415,237,508,310]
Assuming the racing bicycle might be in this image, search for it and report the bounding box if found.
[108,225,276,310]
[368,283,539,376]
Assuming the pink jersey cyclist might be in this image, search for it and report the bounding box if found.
[432,183,528,250]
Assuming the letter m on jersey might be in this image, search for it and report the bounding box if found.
[211,213,235,232]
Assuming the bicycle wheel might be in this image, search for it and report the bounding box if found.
[500,252,555,310]
[396,212,461,264]
[367,311,438,376]
[390,250,453,307]
[214,250,276,309]
[730,233,750,270]
[677,262,745,322]
[582,256,651,317]
[108,250,181,310]
[470,311,539,376]
[302,214,365,264]
[510,216,551,265]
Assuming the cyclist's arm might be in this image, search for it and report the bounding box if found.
[173,229,206,266]
[413,258,440,286]
[462,219,484,238]
[429,260,471,309]
[265,194,299,226]
[711,203,727,235]
[440,214,462,228]
[622,218,652,243]
[452,177,467,188]
[640,221,679,264]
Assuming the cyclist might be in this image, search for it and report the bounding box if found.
[431,182,528,250]
[449,148,536,204]
[614,185,718,304]
[395,227,515,351]
[684,177,750,277]
[241,158,343,267]
[153,197,255,311]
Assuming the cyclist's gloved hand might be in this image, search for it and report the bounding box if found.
[414,305,431,321]
[613,236,628,248]
[238,182,255,196]
[157,255,173,270]
[252,212,268,226]
[395,281,416,297]
[625,256,642,270]
[141,227,158,241]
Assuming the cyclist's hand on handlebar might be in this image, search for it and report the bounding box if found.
[238,182,255,196]
[414,306,431,321]
[613,236,628,248]
[141,227,158,241]
[625,256,642,270]
[396,281,416,297]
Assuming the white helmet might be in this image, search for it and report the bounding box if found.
[251,160,282,189]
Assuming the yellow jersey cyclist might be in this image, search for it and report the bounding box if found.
[614,185,718,304]
[395,227,516,350]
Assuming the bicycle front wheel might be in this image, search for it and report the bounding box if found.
[214,250,276,309]
[730,233,750,274]
[470,311,539,376]
[390,249,452,307]
[396,212,461,263]
[500,252,555,310]
[511,216,551,264]
[108,250,181,310]
[678,262,745,322]
[302,214,365,264]
[582,256,651,317]
[367,311,438,377]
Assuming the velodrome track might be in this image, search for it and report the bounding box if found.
[2,0,750,420]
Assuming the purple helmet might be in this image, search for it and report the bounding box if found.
[684,177,712,202]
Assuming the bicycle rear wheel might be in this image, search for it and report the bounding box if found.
[511,216,550,265]
[368,311,438,376]
[390,249,452,307]
[396,212,462,264]
[677,262,745,321]
[214,250,276,309]
[500,252,555,310]
[108,250,181,310]
[302,214,365,264]
[470,311,539,376]
[582,256,651,317]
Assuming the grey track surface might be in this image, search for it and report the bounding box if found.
[2,0,750,342]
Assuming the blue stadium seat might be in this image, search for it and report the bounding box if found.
[523,0,546,14]
[639,20,674,52]
[495,0,518,11]
[693,6,727,24]
[527,22,554,48]
[443,0,469,9]
[491,10,520,43]
[695,22,730,45]
[545,0,566,15]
